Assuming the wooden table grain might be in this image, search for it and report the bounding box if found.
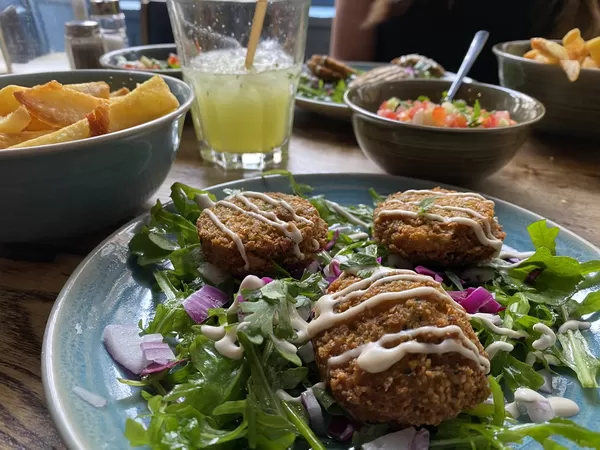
[1,111,599,449]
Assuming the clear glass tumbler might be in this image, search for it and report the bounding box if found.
[167,0,310,170]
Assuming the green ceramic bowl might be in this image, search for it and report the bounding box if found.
[344,79,545,183]
[99,44,181,78]
[493,40,600,136]
[0,70,193,243]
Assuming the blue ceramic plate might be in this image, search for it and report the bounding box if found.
[42,174,600,450]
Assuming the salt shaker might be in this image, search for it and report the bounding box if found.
[65,20,106,69]
[89,0,129,52]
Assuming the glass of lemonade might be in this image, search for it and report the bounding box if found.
[167,0,310,170]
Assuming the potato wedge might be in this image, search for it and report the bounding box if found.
[109,87,130,97]
[25,117,56,131]
[531,38,568,61]
[582,56,599,69]
[0,85,27,116]
[14,81,107,128]
[586,36,600,66]
[88,76,179,136]
[9,118,90,148]
[0,130,53,149]
[66,82,110,99]
[534,53,559,65]
[0,106,31,133]
[560,59,581,82]
[562,28,581,46]
[524,49,539,59]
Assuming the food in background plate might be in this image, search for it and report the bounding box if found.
[298,54,445,103]
[115,53,180,70]
[377,96,516,128]
[0,76,179,149]
[524,28,600,81]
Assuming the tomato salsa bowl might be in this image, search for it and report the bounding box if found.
[344,79,545,183]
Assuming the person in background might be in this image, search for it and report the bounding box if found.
[330,0,600,83]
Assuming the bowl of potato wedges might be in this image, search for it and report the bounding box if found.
[0,70,193,242]
[493,28,600,136]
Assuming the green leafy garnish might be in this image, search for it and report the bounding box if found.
[417,196,438,215]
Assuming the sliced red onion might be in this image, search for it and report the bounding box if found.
[525,268,544,285]
[325,230,340,251]
[72,386,107,408]
[301,389,326,435]
[261,277,274,284]
[507,257,521,263]
[143,346,175,363]
[183,285,229,323]
[324,259,342,284]
[448,287,504,314]
[298,341,315,363]
[141,333,163,343]
[103,324,146,374]
[362,427,417,450]
[327,415,355,442]
[199,262,230,286]
[140,341,167,351]
[307,260,320,274]
[140,359,184,376]
[414,266,443,283]
[376,256,382,264]
[411,429,430,450]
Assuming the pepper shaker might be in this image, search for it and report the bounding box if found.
[90,0,129,52]
[65,20,106,69]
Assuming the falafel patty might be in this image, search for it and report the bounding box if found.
[197,192,328,276]
[374,188,506,266]
[311,268,490,426]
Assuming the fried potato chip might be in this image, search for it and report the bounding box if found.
[0,85,27,116]
[534,53,559,65]
[8,118,90,148]
[582,56,599,69]
[562,28,581,46]
[586,36,600,66]
[66,82,110,99]
[109,87,130,97]
[531,38,569,61]
[88,76,179,136]
[560,59,581,82]
[0,130,53,149]
[25,117,56,131]
[14,81,107,128]
[0,106,31,133]
[524,49,539,59]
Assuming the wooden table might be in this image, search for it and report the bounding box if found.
[1,111,600,449]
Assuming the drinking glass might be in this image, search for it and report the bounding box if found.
[167,0,310,170]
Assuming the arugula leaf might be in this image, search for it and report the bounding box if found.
[417,196,438,215]
[527,220,560,255]
[565,291,600,318]
[445,271,464,291]
[149,200,199,247]
[368,187,386,204]
[144,303,194,336]
[557,329,600,388]
[129,230,173,266]
[467,99,482,127]
[170,182,216,223]
[488,376,505,426]
[492,352,544,391]
[581,260,600,275]
[125,419,149,446]
[261,170,313,197]
[337,243,380,270]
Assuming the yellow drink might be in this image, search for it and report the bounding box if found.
[184,43,301,155]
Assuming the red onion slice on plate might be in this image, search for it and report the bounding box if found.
[183,285,229,323]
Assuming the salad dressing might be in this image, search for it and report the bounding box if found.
[485,341,514,359]
[526,351,561,366]
[214,326,244,360]
[558,320,591,334]
[469,313,529,339]
[204,209,250,270]
[507,388,580,421]
[200,325,226,341]
[378,191,502,252]
[325,200,370,228]
[532,323,556,351]
[328,325,489,374]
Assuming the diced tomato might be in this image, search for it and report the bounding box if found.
[432,106,446,126]
[453,114,468,128]
[377,109,397,120]
[397,111,410,121]
[495,110,510,120]
[482,114,498,128]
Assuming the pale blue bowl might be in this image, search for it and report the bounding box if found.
[0,70,193,243]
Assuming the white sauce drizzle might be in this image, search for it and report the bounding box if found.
[558,320,591,334]
[548,397,580,417]
[498,244,535,261]
[507,388,580,422]
[195,193,216,209]
[200,325,226,340]
[227,275,266,315]
[312,239,320,250]
[470,313,529,339]
[347,232,370,241]
[526,351,561,367]
[328,325,489,374]
[532,323,556,351]
[325,200,370,228]
[204,209,250,270]
[214,326,244,360]
[485,341,514,359]
[204,192,314,268]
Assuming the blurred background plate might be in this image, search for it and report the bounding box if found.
[43,173,599,450]
[99,43,181,78]
[295,62,471,119]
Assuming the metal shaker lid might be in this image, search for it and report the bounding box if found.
[65,20,101,38]
[89,0,121,16]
